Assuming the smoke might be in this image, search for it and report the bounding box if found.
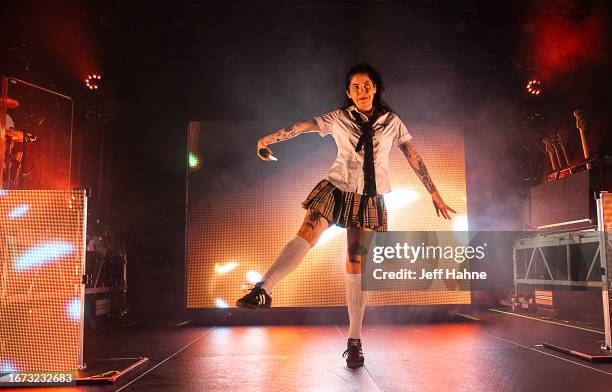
[531,9,607,82]
[466,101,526,231]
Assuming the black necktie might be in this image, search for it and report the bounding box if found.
[352,110,378,196]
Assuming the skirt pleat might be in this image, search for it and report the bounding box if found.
[301,179,387,232]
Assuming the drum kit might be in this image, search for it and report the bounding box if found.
[1,96,37,189]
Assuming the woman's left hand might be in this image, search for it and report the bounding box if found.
[431,191,456,220]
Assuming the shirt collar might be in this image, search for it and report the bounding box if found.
[346,105,387,124]
[347,105,371,122]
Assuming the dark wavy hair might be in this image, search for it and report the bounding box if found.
[343,63,392,113]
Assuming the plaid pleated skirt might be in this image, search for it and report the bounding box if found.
[301,179,388,232]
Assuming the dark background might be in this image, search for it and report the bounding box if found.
[1,0,610,318]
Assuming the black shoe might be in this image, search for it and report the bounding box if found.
[342,338,364,369]
[236,282,272,309]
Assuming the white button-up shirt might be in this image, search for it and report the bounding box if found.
[314,106,412,195]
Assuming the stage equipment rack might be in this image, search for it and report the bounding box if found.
[513,231,603,289]
[513,192,612,361]
[84,231,129,326]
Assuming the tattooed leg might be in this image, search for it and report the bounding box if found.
[297,210,329,246]
[348,243,368,264]
[346,230,368,339]
[305,211,324,230]
[346,228,374,273]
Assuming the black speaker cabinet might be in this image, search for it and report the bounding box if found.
[530,158,612,231]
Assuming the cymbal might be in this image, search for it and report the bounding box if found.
[0,97,20,109]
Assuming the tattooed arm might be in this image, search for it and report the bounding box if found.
[261,120,321,145]
[398,141,438,194]
[398,141,456,219]
[257,120,321,161]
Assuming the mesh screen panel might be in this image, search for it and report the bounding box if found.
[186,121,469,308]
[604,193,612,293]
[604,193,612,231]
[0,190,86,372]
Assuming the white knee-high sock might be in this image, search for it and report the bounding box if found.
[260,236,312,293]
[347,273,368,339]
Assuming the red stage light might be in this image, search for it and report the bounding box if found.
[526,79,542,96]
[84,73,102,91]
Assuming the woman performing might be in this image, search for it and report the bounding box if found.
[236,63,455,369]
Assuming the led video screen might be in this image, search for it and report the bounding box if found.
[0,190,86,372]
[186,120,468,308]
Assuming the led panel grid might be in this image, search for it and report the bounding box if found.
[0,190,86,372]
[604,193,612,283]
[186,121,469,308]
[604,193,612,231]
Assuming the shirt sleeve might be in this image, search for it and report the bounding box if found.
[392,114,413,147]
[313,109,341,137]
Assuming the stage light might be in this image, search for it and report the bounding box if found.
[452,214,469,231]
[84,73,102,91]
[66,298,81,322]
[14,241,75,271]
[246,270,263,284]
[384,187,421,212]
[526,79,542,96]
[8,204,29,219]
[188,152,200,169]
[214,261,239,274]
[215,298,229,308]
[0,361,18,373]
[316,225,345,246]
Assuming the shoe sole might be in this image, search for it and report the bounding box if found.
[235,300,271,310]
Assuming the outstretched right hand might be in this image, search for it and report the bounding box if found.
[257,139,274,161]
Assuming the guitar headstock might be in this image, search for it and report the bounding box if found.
[573,109,588,132]
[542,137,554,154]
[556,130,569,146]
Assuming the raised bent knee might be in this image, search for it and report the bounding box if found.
[297,211,328,246]
[297,226,318,246]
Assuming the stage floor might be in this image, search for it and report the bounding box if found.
[12,309,612,392]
